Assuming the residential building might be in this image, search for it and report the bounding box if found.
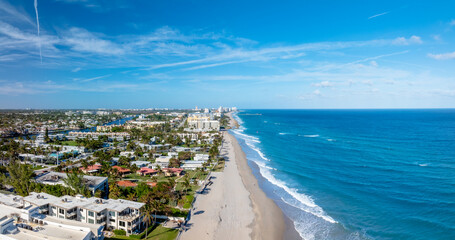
[180,160,205,170]
[130,161,151,168]
[0,193,104,240]
[23,192,144,235]
[136,167,157,176]
[155,156,172,168]
[35,172,108,196]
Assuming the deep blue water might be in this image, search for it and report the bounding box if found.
[230,109,455,240]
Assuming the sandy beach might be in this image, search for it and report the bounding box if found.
[180,113,290,240]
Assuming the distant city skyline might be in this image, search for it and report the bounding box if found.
[0,0,455,109]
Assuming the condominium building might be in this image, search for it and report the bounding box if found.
[23,192,145,235]
[187,120,220,132]
[0,193,104,240]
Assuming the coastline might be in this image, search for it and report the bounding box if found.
[180,113,299,240]
[227,131,286,239]
[228,112,301,240]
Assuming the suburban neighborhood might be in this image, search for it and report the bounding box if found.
[0,107,235,240]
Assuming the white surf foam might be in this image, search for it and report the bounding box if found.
[304,134,320,138]
[231,114,336,229]
[258,164,337,224]
[279,132,288,135]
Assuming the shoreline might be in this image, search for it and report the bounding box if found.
[227,131,286,239]
[228,112,301,240]
[180,112,299,240]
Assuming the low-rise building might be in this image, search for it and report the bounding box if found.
[162,168,184,177]
[35,172,108,196]
[0,193,104,240]
[130,161,151,168]
[23,192,144,235]
[155,156,172,168]
[180,160,205,170]
[112,166,131,176]
[136,167,157,176]
[194,154,209,162]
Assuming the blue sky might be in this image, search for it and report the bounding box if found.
[0,0,455,109]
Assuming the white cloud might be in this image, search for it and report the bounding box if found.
[312,81,333,87]
[392,35,423,45]
[313,89,321,95]
[428,51,455,60]
[370,60,378,67]
[72,67,81,72]
[0,0,34,25]
[450,19,455,26]
[62,27,125,55]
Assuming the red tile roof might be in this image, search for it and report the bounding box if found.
[80,164,102,172]
[117,180,137,187]
[112,166,131,173]
[163,168,184,173]
[137,167,158,175]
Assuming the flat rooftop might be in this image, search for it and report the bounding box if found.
[24,192,144,212]
[35,171,107,189]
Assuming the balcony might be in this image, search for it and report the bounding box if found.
[66,211,77,217]
[118,213,141,221]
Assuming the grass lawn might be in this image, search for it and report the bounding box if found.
[124,173,152,182]
[105,224,178,240]
[31,165,45,170]
[212,159,225,172]
[182,195,194,209]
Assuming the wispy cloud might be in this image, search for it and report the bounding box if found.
[76,74,111,82]
[428,51,455,60]
[62,27,125,55]
[392,36,422,45]
[312,81,333,87]
[368,11,390,20]
[0,0,34,25]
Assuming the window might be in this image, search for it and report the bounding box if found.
[88,219,94,224]
[88,211,94,217]
[59,209,65,214]
[109,211,116,217]
[81,216,85,220]
[119,221,125,227]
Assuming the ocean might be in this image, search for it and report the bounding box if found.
[230,109,455,240]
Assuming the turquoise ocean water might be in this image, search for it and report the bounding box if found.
[230,109,455,240]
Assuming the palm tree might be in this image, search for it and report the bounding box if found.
[183,175,191,196]
[109,184,121,199]
[127,192,136,201]
[62,171,89,196]
[140,192,155,238]
[1,160,34,196]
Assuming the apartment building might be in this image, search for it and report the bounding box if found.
[23,192,145,235]
[0,193,104,240]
